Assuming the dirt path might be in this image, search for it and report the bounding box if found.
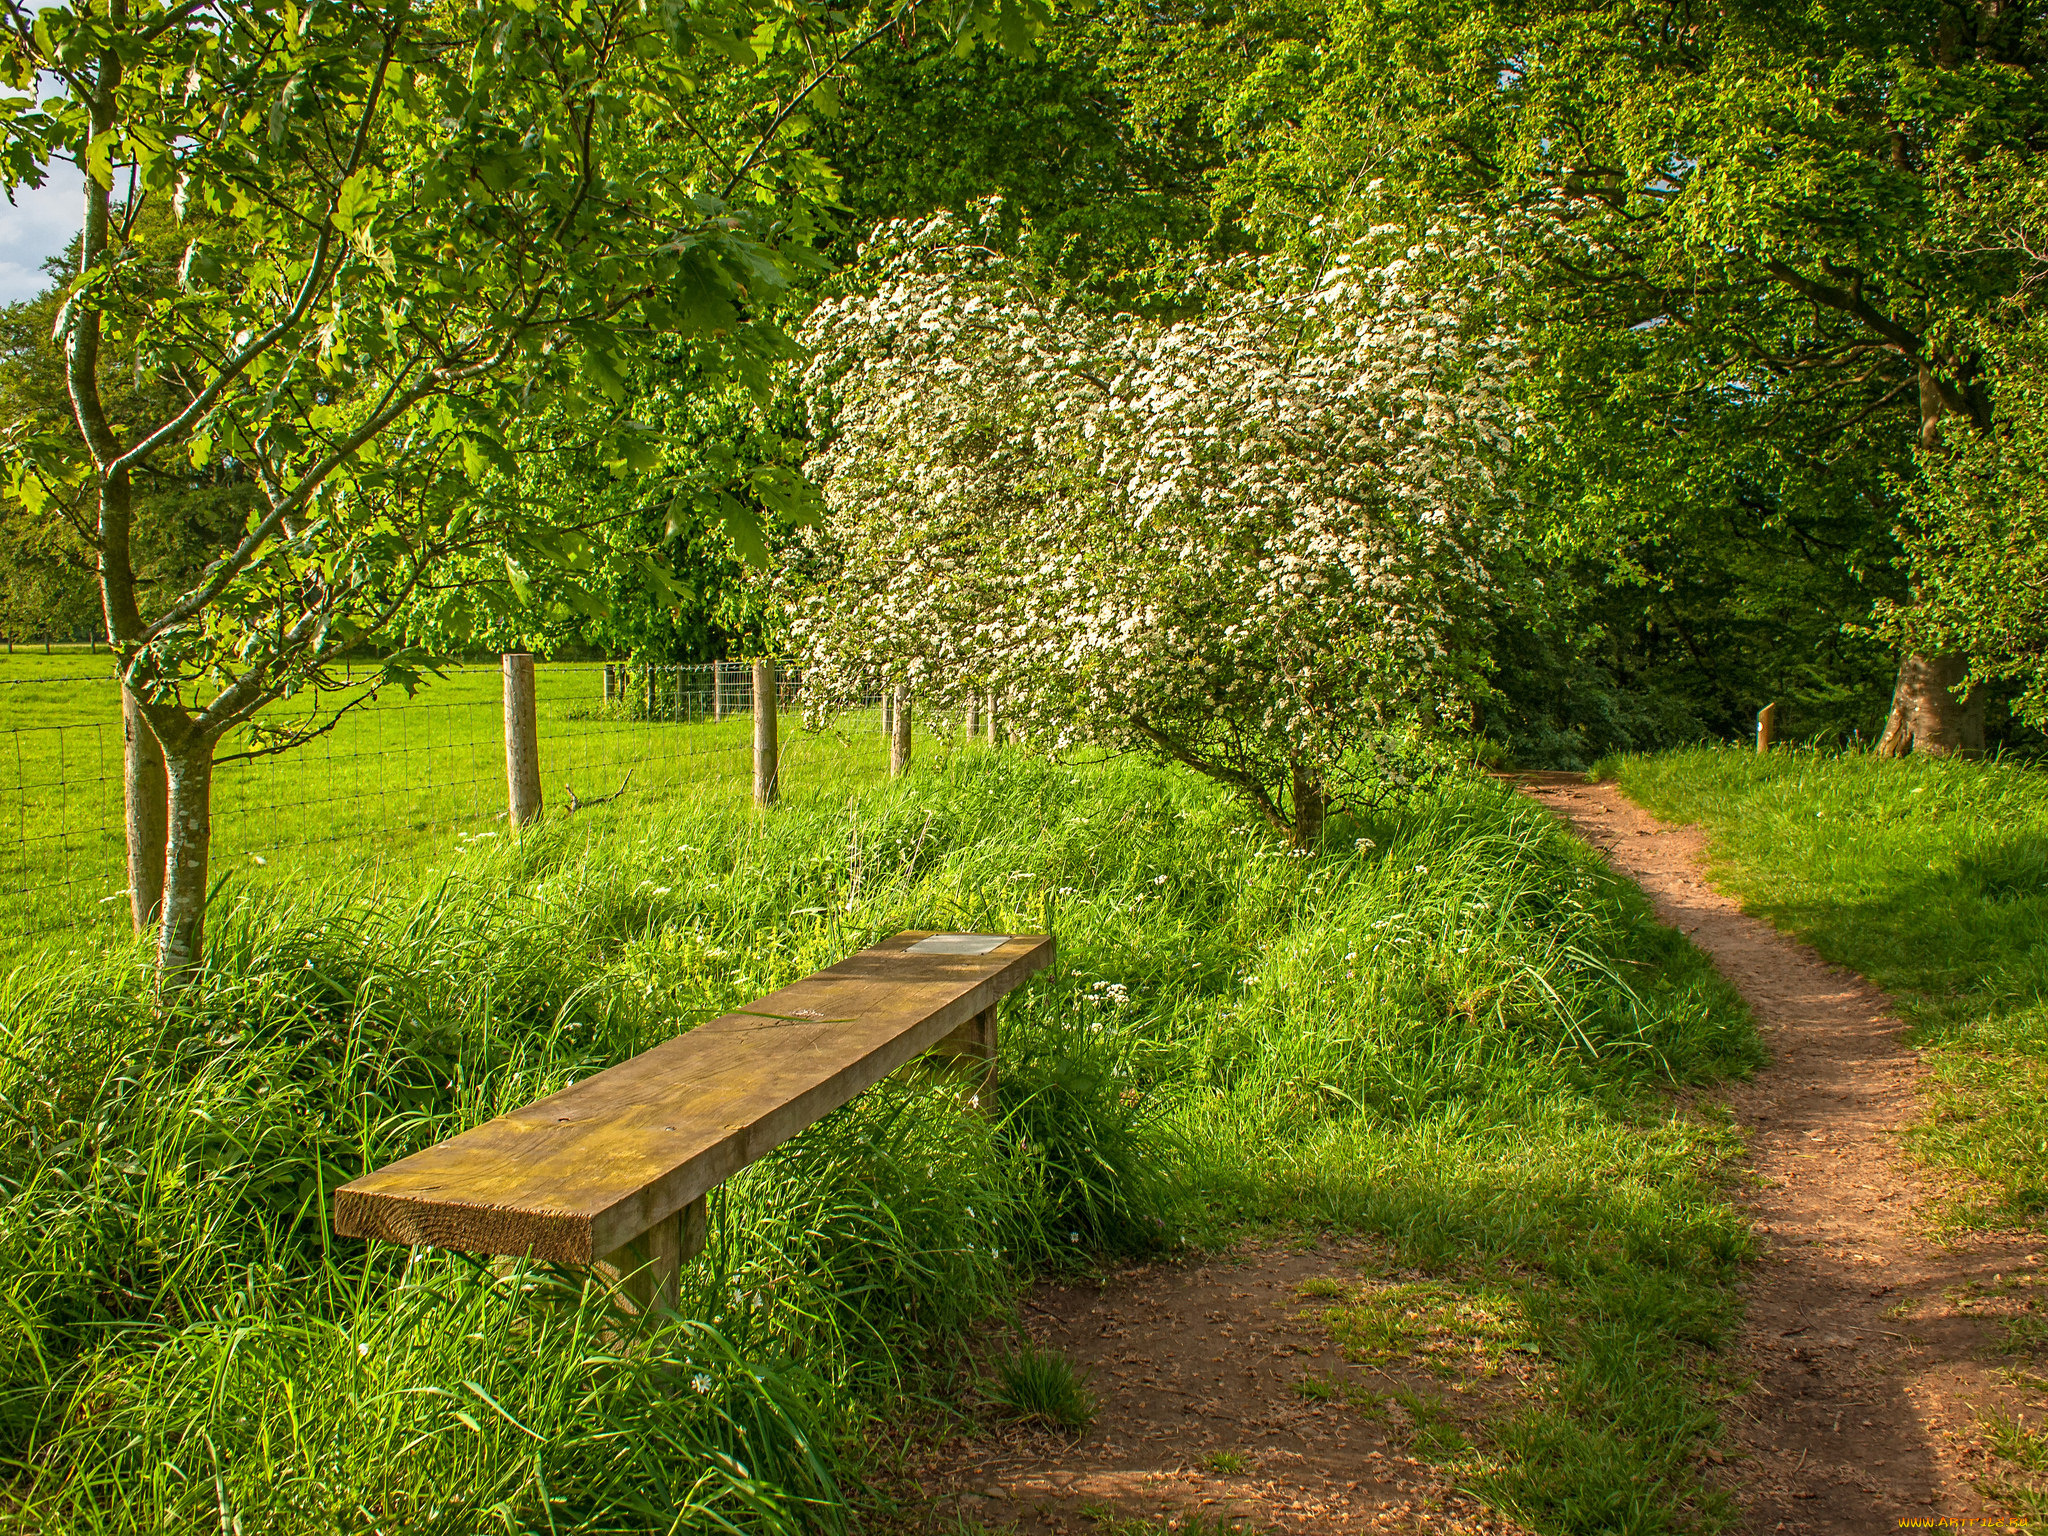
[1517,772,2037,1532]
[909,776,2040,1535]
[902,1233,1535,1535]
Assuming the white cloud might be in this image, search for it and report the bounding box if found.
[0,158,83,304]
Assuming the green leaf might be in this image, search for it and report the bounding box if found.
[84,132,114,190]
[581,346,628,403]
[712,492,770,567]
[333,169,378,233]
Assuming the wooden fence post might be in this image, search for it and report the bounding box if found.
[753,659,780,806]
[602,664,615,704]
[712,661,725,722]
[891,694,913,776]
[986,690,999,747]
[1757,702,1779,754]
[503,653,542,828]
[965,694,980,736]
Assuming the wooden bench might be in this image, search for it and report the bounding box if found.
[334,930,1054,1309]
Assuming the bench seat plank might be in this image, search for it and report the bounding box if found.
[333,931,1052,1263]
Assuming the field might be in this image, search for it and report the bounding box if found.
[0,741,1762,1535]
[1612,746,2048,1229]
[0,652,929,962]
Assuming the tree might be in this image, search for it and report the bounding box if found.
[1878,135,2048,732]
[811,2,1223,291]
[785,208,1520,842]
[1108,0,2046,755]
[1885,322,2048,730]
[0,0,1043,982]
[399,362,817,663]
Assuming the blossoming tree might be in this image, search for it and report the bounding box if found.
[784,210,1523,843]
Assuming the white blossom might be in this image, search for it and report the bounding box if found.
[780,204,1525,839]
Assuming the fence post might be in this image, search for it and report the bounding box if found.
[753,659,780,806]
[712,661,725,722]
[965,694,980,736]
[881,689,894,737]
[1757,702,1779,754]
[504,653,543,828]
[890,694,913,776]
[986,690,999,747]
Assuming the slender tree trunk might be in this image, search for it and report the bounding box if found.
[1289,760,1326,849]
[122,686,166,931]
[1877,653,1984,758]
[157,736,217,982]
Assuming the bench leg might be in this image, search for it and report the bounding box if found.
[929,1004,998,1111]
[596,1194,708,1316]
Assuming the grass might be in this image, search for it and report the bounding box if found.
[0,652,940,962]
[0,747,1761,1534]
[984,1342,1097,1431]
[1608,744,2048,1229]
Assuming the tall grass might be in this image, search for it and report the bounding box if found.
[1,751,1757,1533]
[1612,744,2048,1230]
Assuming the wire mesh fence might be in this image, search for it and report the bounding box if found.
[2,658,980,951]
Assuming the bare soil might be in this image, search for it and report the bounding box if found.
[900,1234,1536,1534]
[905,775,2041,1534]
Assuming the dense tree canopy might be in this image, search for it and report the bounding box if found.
[1100,0,2046,751]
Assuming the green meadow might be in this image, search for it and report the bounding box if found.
[0,654,919,963]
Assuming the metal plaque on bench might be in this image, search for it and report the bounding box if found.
[904,933,1012,956]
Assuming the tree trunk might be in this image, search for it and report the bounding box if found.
[157,736,217,982]
[1876,653,1984,758]
[1289,760,1326,849]
[122,686,166,932]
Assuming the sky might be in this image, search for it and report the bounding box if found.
[0,156,81,304]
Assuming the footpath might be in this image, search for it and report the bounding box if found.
[1520,772,2035,1533]
[910,775,2039,1534]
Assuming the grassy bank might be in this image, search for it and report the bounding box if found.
[1611,746,2048,1229]
[1,753,1758,1534]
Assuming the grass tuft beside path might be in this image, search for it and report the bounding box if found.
[1,753,1758,1534]
[1610,746,2048,1231]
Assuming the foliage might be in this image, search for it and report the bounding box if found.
[397,367,818,663]
[0,749,1757,1532]
[1102,0,2048,751]
[1887,317,2048,727]
[811,3,1224,293]
[0,0,1054,975]
[1612,746,2048,1231]
[785,207,1524,840]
